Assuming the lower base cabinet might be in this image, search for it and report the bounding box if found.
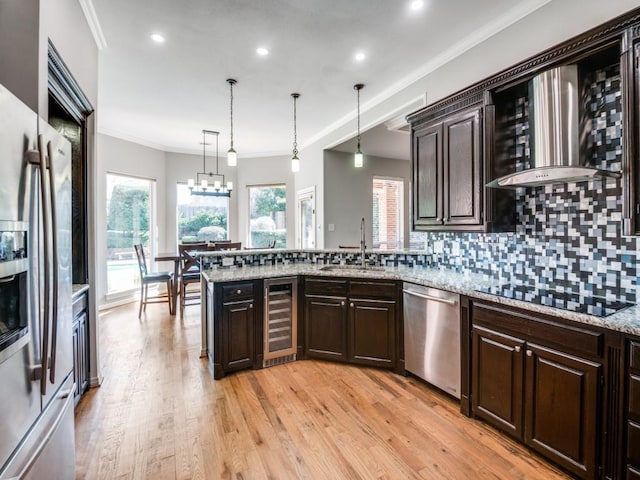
[471,301,603,480]
[208,281,259,379]
[303,277,397,370]
[72,290,90,406]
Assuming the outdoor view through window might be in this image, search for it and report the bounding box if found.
[177,184,229,243]
[106,174,154,294]
[248,185,286,248]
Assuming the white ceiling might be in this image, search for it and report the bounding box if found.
[92,0,549,157]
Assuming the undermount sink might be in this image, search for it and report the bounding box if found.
[319,265,386,273]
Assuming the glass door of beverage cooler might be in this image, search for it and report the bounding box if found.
[263,277,297,366]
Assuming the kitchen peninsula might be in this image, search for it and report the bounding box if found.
[200,248,640,480]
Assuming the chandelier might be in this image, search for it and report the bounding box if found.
[187,129,233,197]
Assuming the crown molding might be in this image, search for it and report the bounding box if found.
[78,0,107,50]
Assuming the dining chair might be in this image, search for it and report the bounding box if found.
[134,244,173,318]
[179,242,207,315]
[213,241,242,251]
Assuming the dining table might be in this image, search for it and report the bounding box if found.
[154,252,181,315]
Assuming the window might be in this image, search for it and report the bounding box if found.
[177,184,230,243]
[372,177,403,250]
[248,185,286,248]
[106,174,155,294]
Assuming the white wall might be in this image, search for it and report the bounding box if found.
[237,155,296,247]
[323,150,410,249]
[164,151,239,248]
[96,134,167,306]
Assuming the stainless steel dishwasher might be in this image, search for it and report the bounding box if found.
[403,282,461,398]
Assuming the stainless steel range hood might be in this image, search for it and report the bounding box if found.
[487,65,620,188]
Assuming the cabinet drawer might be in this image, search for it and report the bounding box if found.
[631,341,640,371]
[630,374,640,418]
[629,421,640,466]
[72,293,87,318]
[349,280,396,299]
[222,283,254,302]
[472,303,603,358]
[305,278,347,296]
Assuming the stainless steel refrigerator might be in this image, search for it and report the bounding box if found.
[0,84,75,479]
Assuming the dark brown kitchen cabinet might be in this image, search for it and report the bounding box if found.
[304,294,347,361]
[524,343,600,480]
[471,301,603,480]
[72,289,89,406]
[304,277,398,370]
[208,280,260,379]
[348,298,396,368]
[304,278,348,361]
[411,106,482,231]
[472,325,524,438]
[627,341,640,476]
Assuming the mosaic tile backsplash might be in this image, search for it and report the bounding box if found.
[412,62,639,303]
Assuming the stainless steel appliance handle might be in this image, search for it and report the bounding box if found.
[402,288,458,305]
[46,141,59,385]
[37,135,51,396]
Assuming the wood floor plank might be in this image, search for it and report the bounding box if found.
[75,302,571,479]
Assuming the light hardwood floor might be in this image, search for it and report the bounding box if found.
[74,302,570,480]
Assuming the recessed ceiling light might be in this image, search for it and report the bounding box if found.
[355,52,366,62]
[410,0,424,11]
[256,47,269,56]
[150,33,165,43]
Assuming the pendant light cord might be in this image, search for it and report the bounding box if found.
[357,87,360,151]
[293,94,299,156]
[229,80,234,149]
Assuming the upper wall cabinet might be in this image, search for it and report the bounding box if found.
[408,95,515,233]
[411,105,483,229]
[623,23,640,235]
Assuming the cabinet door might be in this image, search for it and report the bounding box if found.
[524,343,600,480]
[443,108,482,226]
[78,313,88,394]
[472,325,525,439]
[222,299,255,371]
[412,123,443,228]
[304,295,347,361]
[348,298,396,369]
[72,321,80,404]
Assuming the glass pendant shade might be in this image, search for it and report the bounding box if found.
[227,148,237,166]
[354,150,364,168]
[291,155,300,173]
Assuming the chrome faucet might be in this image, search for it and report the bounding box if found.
[360,217,366,268]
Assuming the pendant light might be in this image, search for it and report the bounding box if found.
[291,93,300,173]
[187,130,233,196]
[354,83,365,168]
[226,78,238,166]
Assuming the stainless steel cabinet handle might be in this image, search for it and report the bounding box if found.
[350,302,354,308]
[249,304,253,309]
[526,350,532,357]
[402,289,458,305]
[341,301,345,306]
[514,346,521,353]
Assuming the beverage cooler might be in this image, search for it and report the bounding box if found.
[263,277,298,367]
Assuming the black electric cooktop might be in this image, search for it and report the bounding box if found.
[476,284,634,318]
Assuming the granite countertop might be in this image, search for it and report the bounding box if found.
[202,264,640,336]
[72,283,90,299]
